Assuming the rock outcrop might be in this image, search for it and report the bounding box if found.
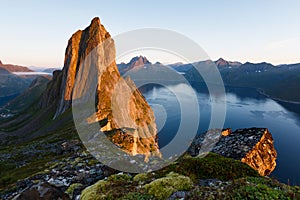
[189,128,277,176]
[240,129,277,176]
[40,17,160,160]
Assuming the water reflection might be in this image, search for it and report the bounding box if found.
[141,83,300,185]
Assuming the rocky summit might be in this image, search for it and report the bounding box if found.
[189,128,277,176]
[40,17,161,160]
[127,56,151,70]
[117,55,152,75]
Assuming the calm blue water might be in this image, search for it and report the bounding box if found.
[141,83,300,185]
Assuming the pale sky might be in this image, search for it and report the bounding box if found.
[0,0,299,67]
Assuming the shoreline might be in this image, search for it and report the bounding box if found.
[256,89,300,105]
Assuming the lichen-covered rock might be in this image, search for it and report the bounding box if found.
[143,172,193,200]
[133,173,149,183]
[80,180,108,200]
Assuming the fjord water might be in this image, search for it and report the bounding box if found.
[141,83,300,185]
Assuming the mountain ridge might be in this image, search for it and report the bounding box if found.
[118,55,300,102]
[0,61,33,72]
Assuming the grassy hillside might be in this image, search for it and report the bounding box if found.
[3,76,49,113]
[0,109,78,191]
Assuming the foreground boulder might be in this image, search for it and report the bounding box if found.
[14,182,70,200]
[189,128,277,176]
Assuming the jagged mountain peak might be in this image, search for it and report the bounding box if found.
[91,16,100,26]
[215,58,229,67]
[128,55,151,67]
[0,60,2,65]
[215,58,242,67]
[40,17,161,160]
[216,57,227,63]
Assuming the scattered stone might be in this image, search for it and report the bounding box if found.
[168,191,188,200]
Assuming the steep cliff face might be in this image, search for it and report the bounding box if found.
[41,17,160,159]
[189,128,277,176]
[55,17,109,118]
[241,129,277,176]
[40,70,63,108]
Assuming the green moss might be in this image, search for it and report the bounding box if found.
[156,153,260,182]
[133,173,149,184]
[143,172,193,200]
[80,173,136,200]
[107,174,131,183]
[229,183,289,200]
[81,180,109,200]
[65,183,83,198]
[185,176,300,199]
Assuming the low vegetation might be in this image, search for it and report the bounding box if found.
[76,153,300,199]
[143,172,193,200]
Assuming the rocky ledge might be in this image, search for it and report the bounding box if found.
[188,128,277,176]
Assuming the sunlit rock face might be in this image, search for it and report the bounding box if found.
[240,129,277,176]
[189,128,277,176]
[221,128,231,136]
[43,17,161,160]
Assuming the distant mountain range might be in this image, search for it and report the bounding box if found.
[0,62,32,100]
[0,60,52,105]
[117,56,300,103]
[1,54,300,107]
[0,60,33,72]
